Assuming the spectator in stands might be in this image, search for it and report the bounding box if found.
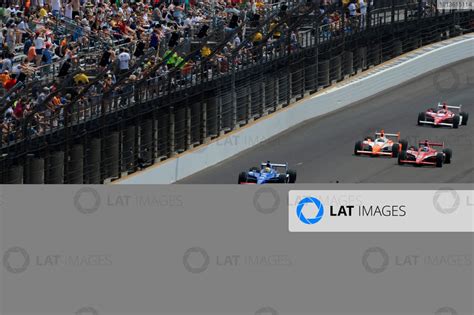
[134,35,146,58]
[64,1,73,19]
[149,26,161,50]
[17,57,33,82]
[58,57,71,77]
[12,96,24,119]
[4,73,17,91]
[1,53,13,72]
[99,46,116,71]
[0,70,10,86]
[359,0,367,29]
[118,48,131,74]
[5,24,15,53]
[16,16,33,42]
[74,71,89,85]
[0,0,296,141]
[42,42,53,64]
[33,31,45,66]
[27,43,36,62]
[51,0,61,17]
[348,0,357,19]
[71,0,81,20]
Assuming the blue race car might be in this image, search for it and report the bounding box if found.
[238,161,297,184]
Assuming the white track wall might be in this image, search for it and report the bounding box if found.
[117,35,474,184]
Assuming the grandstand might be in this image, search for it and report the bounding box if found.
[0,0,472,183]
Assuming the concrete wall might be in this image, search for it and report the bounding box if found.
[116,35,474,184]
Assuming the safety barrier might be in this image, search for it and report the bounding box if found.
[117,34,474,183]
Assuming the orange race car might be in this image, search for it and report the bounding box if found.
[354,130,408,158]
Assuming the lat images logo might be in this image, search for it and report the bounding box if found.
[296,197,324,224]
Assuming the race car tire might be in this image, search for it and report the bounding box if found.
[417,112,425,125]
[278,174,287,183]
[287,170,297,183]
[453,115,460,129]
[436,153,444,168]
[443,148,452,164]
[460,112,469,125]
[354,141,363,155]
[409,146,418,151]
[391,143,400,158]
[238,172,248,184]
[249,166,259,172]
[365,136,373,141]
[398,150,407,165]
[399,139,408,150]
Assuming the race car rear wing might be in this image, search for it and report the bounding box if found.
[261,162,288,169]
[438,102,462,111]
[375,130,400,140]
[418,141,444,147]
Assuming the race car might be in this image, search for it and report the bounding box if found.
[238,161,297,184]
[417,102,469,128]
[354,130,408,158]
[398,140,452,167]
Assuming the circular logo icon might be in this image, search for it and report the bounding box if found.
[76,306,99,315]
[362,247,389,274]
[433,68,459,93]
[253,187,280,214]
[3,247,30,274]
[296,197,324,224]
[433,188,460,214]
[255,307,279,315]
[183,247,210,274]
[74,187,101,214]
[435,306,458,315]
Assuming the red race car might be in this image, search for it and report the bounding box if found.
[398,140,452,168]
[417,102,469,128]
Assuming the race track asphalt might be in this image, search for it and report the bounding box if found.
[179,58,474,184]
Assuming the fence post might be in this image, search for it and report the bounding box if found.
[367,1,372,29]
[231,56,237,130]
[201,100,208,143]
[417,0,422,19]
[186,104,192,150]
[169,106,176,157]
[286,28,292,107]
[315,19,319,91]
[391,0,396,24]
[247,85,252,123]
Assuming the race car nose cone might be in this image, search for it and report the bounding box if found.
[372,145,382,153]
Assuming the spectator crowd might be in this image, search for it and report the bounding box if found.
[0,0,370,145]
